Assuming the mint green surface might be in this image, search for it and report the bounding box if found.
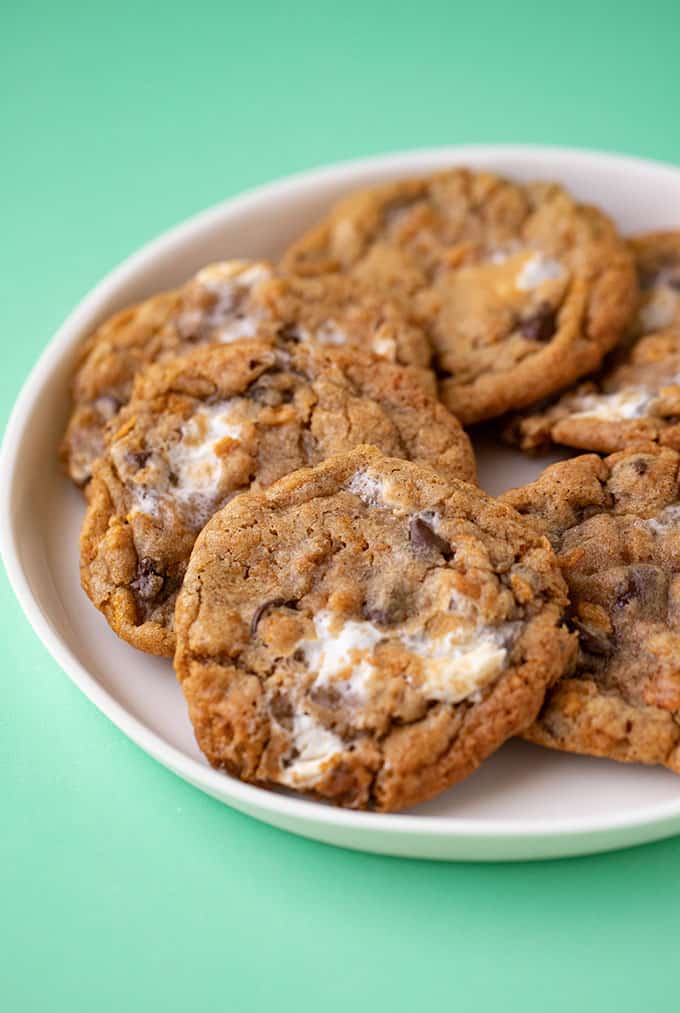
[3,3,680,1010]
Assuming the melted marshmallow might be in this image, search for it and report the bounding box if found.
[298,605,512,708]
[167,401,243,500]
[371,335,397,359]
[279,711,345,788]
[644,504,680,535]
[184,261,272,343]
[313,320,348,346]
[279,593,516,786]
[299,611,382,695]
[639,286,679,333]
[569,387,655,422]
[347,472,384,506]
[402,628,509,704]
[516,253,565,291]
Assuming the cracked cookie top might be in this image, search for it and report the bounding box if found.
[502,446,680,772]
[507,231,680,453]
[174,446,573,811]
[80,341,474,657]
[282,168,637,423]
[62,259,434,485]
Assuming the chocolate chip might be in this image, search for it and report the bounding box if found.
[632,458,649,475]
[519,303,557,343]
[250,598,297,636]
[131,557,165,601]
[409,517,453,560]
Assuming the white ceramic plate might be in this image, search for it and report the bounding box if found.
[4,146,680,861]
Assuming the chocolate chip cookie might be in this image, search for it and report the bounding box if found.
[62,259,433,485]
[282,168,637,423]
[507,231,680,453]
[174,446,574,811]
[502,446,680,773]
[80,342,474,656]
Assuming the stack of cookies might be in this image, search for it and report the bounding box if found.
[63,169,680,811]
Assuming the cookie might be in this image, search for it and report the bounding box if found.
[282,168,637,423]
[507,231,680,453]
[80,341,475,657]
[630,230,680,336]
[502,446,680,773]
[62,259,433,485]
[174,446,574,811]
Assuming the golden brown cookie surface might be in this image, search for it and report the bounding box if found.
[282,169,637,423]
[502,446,680,773]
[80,342,474,657]
[507,231,680,453]
[62,260,433,485]
[174,447,574,812]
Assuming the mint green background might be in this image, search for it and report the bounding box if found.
[3,2,680,1010]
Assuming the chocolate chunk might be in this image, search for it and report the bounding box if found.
[270,692,294,727]
[639,270,657,292]
[640,266,680,291]
[615,565,668,616]
[632,458,649,475]
[249,384,284,407]
[615,580,635,610]
[363,589,412,625]
[519,303,557,343]
[308,684,341,710]
[573,619,614,657]
[250,598,297,635]
[277,323,302,344]
[409,517,453,560]
[126,450,151,470]
[660,268,680,291]
[157,574,180,605]
[363,606,388,624]
[131,557,165,601]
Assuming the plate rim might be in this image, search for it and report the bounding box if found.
[4,143,680,854]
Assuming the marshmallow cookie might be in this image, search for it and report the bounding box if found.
[80,342,475,656]
[174,447,574,811]
[282,169,637,423]
[508,231,680,453]
[502,446,680,772]
[62,260,434,485]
